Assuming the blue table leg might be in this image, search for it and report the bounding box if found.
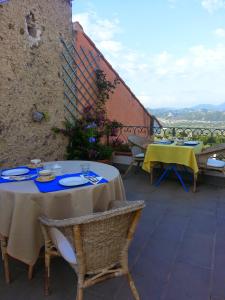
[155,164,189,192]
[172,166,189,192]
[155,165,172,187]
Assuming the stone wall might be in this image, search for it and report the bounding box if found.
[0,0,72,166]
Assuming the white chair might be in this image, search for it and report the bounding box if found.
[123,135,153,178]
[207,158,225,169]
[196,143,225,175]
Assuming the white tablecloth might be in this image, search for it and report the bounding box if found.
[0,161,126,265]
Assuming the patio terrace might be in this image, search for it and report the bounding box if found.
[1,170,225,300]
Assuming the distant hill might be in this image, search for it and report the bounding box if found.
[149,102,225,114]
[192,102,225,111]
[148,102,225,128]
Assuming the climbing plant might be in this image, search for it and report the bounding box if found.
[54,69,121,160]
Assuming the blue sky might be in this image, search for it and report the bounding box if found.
[72,0,225,109]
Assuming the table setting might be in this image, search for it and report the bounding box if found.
[143,140,203,192]
[0,160,125,266]
[0,160,108,192]
[153,138,200,146]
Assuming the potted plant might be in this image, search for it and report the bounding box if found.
[110,138,131,156]
[53,69,121,163]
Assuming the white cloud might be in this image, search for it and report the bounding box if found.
[189,44,225,68]
[201,0,225,13]
[73,11,144,78]
[134,44,225,108]
[138,94,154,107]
[98,40,123,54]
[168,0,177,8]
[73,12,121,44]
[154,51,171,65]
[73,10,225,109]
[214,28,225,38]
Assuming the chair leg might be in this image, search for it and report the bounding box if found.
[3,255,10,284]
[123,161,134,178]
[28,265,33,280]
[150,167,153,184]
[193,173,197,193]
[76,286,84,300]
[3,252,10,284]
[134,161,140,174]
[127,272,140,300]
[0,235,10,284]
[44,253,51,296]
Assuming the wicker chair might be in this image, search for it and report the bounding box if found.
[0,232,34,283]
[39,200,145,300]
[123,135,153,178]
[196,143,225,174]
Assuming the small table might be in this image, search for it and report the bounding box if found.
[142,142,203,192]
[0,161,125,266]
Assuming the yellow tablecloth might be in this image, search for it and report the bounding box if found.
[142,142,203,174]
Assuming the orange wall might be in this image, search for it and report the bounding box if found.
[74,22,152,127]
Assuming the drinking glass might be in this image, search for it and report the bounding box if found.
[51,164,62,176]
[80,163,90,176]
[30,159,41,176]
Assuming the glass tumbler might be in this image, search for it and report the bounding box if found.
[80,163,90,176]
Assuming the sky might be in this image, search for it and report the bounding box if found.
[72,0,225,109]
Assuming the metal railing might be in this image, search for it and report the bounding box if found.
[154,126,225,139]
[107,126,151,145]
[107,125,225,146]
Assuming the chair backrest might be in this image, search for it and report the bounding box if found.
[40,200,145,275]
[128,135,152,157]
[74,200,144,274]
[128,135,152,150]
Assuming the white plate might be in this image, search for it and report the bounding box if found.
[184,141,198,146]
[158,140,172,144]
[2,168,30,176]
[59,177,89,187]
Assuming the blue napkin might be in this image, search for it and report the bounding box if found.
[34,171,108,193]
[0,166,38,184]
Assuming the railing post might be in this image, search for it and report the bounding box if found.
[172,127,176,137]
[150,117,154,137]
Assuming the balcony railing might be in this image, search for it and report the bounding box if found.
[154,126,225,139]
[107,125,225,147]
[107,126,150,145]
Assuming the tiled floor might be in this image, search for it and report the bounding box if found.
[1,170,225,300]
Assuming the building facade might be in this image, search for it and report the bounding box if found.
[73,22,154,128]
[0,0,72,166]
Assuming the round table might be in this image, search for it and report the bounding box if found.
[0,161,126,265]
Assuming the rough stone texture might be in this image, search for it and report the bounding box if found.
[0,0,73,166]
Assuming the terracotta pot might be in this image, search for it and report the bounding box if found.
[113,151,132,156]
[97,159,112,165]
